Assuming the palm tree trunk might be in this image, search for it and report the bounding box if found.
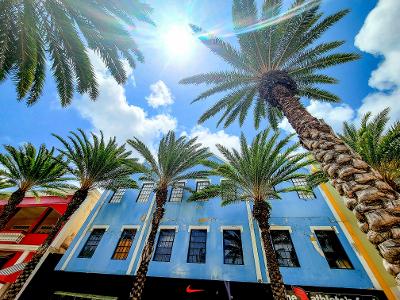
[0,188,25,230]
[130,188,167,300]
[253,201,286,300]
[273,85,400,283]
[1,188,89,300]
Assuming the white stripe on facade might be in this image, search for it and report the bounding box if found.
[246,202,263,282]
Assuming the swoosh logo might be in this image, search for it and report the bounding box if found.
[186,285,205,293]
[292,286,310,300]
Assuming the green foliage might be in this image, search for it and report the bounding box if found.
[53,129,140,191]
[188,128,316,206]
[340,108,400,190]
[0,0,153,106]
[0,143,72,196]
[128,131,212,189]
[0,179,14,199]
[181,0,359,129]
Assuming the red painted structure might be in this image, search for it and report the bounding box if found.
[0,195,72,284]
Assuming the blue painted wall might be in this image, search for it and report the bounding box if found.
[56,171,374,289]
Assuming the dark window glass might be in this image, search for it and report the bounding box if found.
[270,230,300,267]
[292,178,315,199]
[78,229,105,258]
[137,183,154,202]
[153,229,175,262]
[196,180,210,192]
[314,230,353,269]
[187,230,207,263]
[223,230,244,265]
[112,229,137,260]
[169,182,185,202]
[0,251,15,269]
[109,189,126,203]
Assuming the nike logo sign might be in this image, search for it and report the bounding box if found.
[186,285,205,293]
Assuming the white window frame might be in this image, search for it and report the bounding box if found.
[220,225,243,233]
[158,225,179,232]
[137,182,155,203]
[270,225,293,233]
[120,225,140,232]
[188,225,210,232]
[90,225,109,232]
[109,188,126,203]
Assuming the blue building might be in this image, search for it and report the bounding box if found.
[20,169,386,300]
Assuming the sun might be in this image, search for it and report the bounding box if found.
[160,24,196,60]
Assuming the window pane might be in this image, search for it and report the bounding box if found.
[314,230,353,269]
[109,189,126,203]
[270,230,300,267]
[292,178,315,199]
[223,230,244,265]
[196,180,210,192]
[169,182,185,202]
[187,230,207,263]
[153,229,176,262]
[137,183,154,202]
[112,229,137,260]
[78,229,105,258]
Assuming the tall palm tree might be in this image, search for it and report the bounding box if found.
[181,0,400,281]
[0,0,153,106]
[3,129,142,299]
[127,131,212,300]
[340,108,400,192]
[0,143,70,230]
[189,129,318,300]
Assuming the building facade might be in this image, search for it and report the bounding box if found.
[0,191,100,297]
[21,172,387,299]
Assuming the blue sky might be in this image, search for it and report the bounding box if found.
[0,0,398,155]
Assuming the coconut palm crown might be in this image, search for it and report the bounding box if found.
[180,0,359,129]
[127,131,212,300]
[189,128,319,299]
[340,108,400,192]
[0,0,153,106]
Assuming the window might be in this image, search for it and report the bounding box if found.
[0,251,14,269]
[270,230,300,267]
[137,183,154,202]
[223,230,244,265]
[153,229,176,262]
[169,182,185,202]
[187,230,207,263]
[292,178,315,199]
[196,180,210,192]
[112,229,137,260]
[221,180,237,202]
[109,189,126,203]
[78,229,105,258]
[314,230,353,269]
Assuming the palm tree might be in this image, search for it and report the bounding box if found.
[127,131,212,300]
[3,129,142,299]
[340,108,400,192]
[0,143,70,230]
[181,0,400,281]
[189,129,318,300]
[0,179,15,200]
[0,0,153,106]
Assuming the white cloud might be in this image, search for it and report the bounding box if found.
[146,80,174,108]
[73,51,177,152]
[354,0,400,126]
[279,101,354,134]
[182,125,240,155]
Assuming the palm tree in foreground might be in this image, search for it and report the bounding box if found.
[0,0,153,106]
[181,0,400,281]
[4,130,141,299]
[128,131,212,300]
[340,108,400,193]
[189,129,317,299]
[0,143,70,230]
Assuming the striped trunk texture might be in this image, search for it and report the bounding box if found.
[1,189,89,300]
[0,189,25,231]
[130,188,167,300]
[253,201,287,300]
[273,85,400,283]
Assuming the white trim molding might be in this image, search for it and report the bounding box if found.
[220,225,243,233]
[195,178,211,183]
[270,225,292,233]
[158,225,179,232]
[310,225,339,234]
[91,225,110,232]
[188,225,210,232]
[246,202,263,282]
[120,225,140,232]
